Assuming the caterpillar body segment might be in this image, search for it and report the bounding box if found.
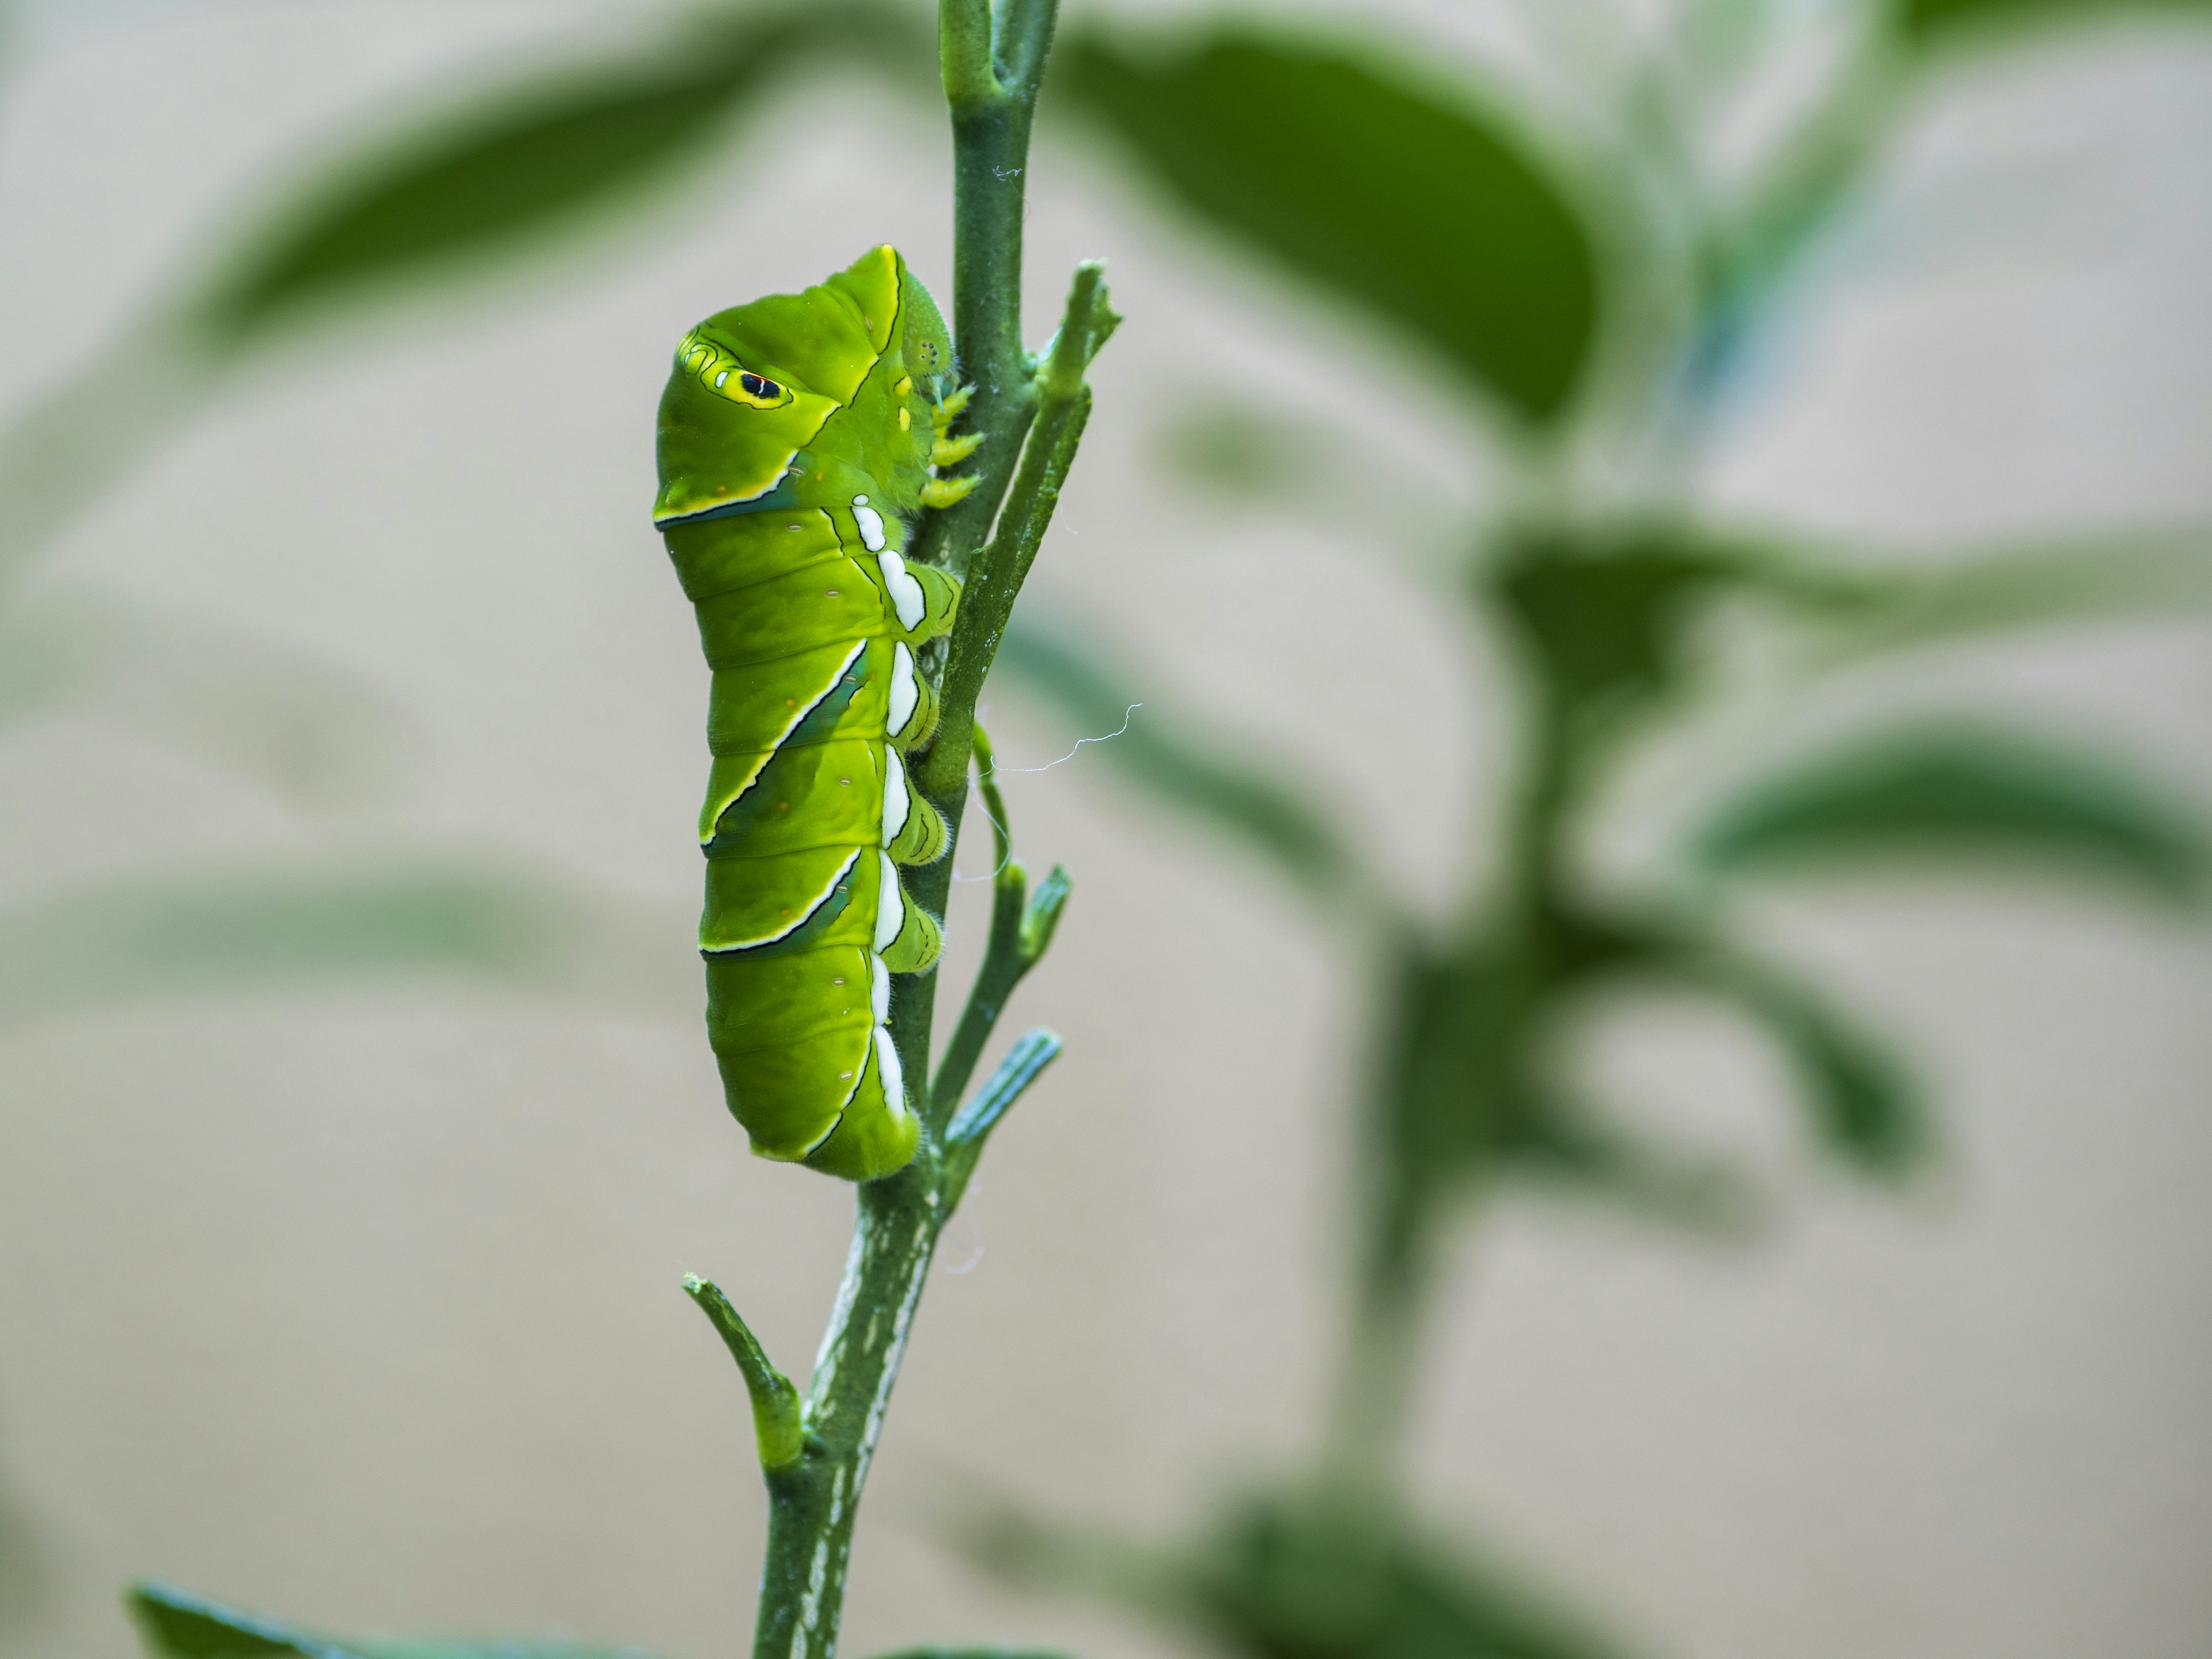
[655,245,971,1182]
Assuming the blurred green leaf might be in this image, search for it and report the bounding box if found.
[1054,26,1599,423]
[992,612,1366,913]
[130,1582,656,1659]
[1372,910,1696,1221]
[1691,723,2209,905]
[1493,535,1736,722]
[1702,960,1931,1177]
[975,1488,1635,1659]
[1897,0,2212,41]
[1486,525,1874,735]
[0,1455,51,1639]
[0,332,225,593]
[0,582,418,806]
[193,14,808,340]
[0,858,691,1027]
[0,2,927,586]
[1510,1102,1765,1237]
[1147,397,1460,547]
[1152,400,1339,505]
[1803,528,2212,660]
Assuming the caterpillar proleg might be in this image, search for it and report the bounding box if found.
[653,246,972,1181]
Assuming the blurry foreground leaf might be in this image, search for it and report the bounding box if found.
[0,333,224,591]
[1896,0,2212,42]
[1055,26,1599,423]
[1149,398,1460,544]
[993,613,1366,913]
[0,2,923,584]
[0,582,419,806]
[1152,400,1342,505]
[130,1582,657,1659]
[974,1487,1637,1659]
[1691,723,2209,905]
[0,859,691,1028]
[191,13,810,339]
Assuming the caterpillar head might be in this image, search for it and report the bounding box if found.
[654,319,839,527]
[654,247,908,529]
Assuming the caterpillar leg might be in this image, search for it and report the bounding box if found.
[885,642,940,752]
[874,849,943,974]
[881,748,948,865]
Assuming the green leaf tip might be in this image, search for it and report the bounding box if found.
[1018,865,1072,965]
[129,1581,350,1659]
[1042,262,1121,401]
[1690,722,2210,908]
[947,1028,1063,1149]
[1054,25,1597,422]
[126,1582,656,1659]
[683,1277,805,1471]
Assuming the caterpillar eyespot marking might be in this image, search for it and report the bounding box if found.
[656,245,964,1184]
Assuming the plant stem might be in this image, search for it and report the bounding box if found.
[1323,1243,1430,1487]
[741,6,1108,1654]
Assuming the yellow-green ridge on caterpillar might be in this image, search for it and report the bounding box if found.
[653,245,975,1181]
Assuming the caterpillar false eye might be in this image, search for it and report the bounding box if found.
[655,245,974,1183]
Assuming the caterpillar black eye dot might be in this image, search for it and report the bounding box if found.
[656,245,975,1183]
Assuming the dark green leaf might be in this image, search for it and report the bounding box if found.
[192,16,808,339]
[1054,27,1599,422]
[1897,0,2212,41]
[992,613,1365,912]
[129,1582,654,1659]
[1691,724,2209,905]
[0,859,691,1027]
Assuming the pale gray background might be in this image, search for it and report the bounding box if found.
[1,4,2208,1658]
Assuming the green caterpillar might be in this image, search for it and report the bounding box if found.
[653,246,978,1182]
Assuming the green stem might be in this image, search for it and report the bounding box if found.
[929,733,1029,1127]
[685,1277,803,1471]
[902,262,1116,1093]
[743,7,1109,1653]
[1323,1242,1429,1487]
